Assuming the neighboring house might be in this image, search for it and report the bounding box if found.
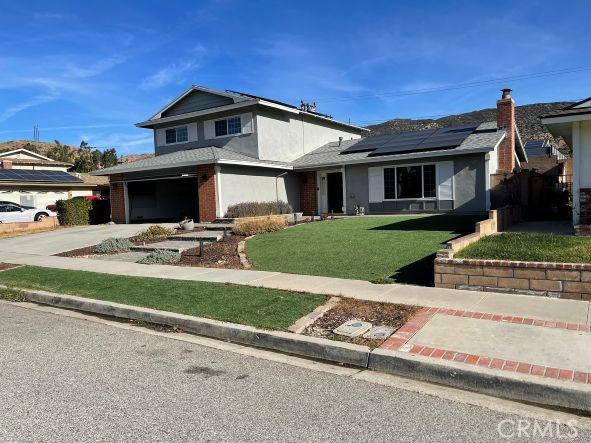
[94,86,526,223]
[0,148,108,209]
[522,139,571,180]
[541,97,591,231]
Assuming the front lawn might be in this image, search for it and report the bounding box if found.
[247,215,482,285]
[455,232,591,263]
[0,266,325,330]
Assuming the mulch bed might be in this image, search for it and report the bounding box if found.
[55,232,247,269]
[304,298,421,348]
[0,263,19,271]
[178,236,245,269]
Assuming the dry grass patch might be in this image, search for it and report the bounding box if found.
[233,216,287,236]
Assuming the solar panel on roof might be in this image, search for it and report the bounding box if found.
[0,169,83,183]
[339,135,396,154]
[368,125,476,157]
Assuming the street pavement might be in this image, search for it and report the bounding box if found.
[1,302,590,442]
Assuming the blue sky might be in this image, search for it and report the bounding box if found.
[1,0,590,155]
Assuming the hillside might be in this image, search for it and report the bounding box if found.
[367,102,573,152]
[0,140,79,157]
[0,140,153,164]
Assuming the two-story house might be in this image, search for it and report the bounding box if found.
[95,86,526,223]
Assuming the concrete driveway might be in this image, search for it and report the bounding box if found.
[0,224,175,255]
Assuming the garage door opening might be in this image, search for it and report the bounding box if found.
[127,178,198,223]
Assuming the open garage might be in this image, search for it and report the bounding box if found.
[126,175,198,223]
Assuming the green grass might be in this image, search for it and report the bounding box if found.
[456,232,591,263]
[0,266,325,330]
[247,215,483,285]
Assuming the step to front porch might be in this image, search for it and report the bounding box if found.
[130,240,199,253]
[168,231,226,242]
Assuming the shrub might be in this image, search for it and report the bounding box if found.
[56,199,92,226]
[134,225,175,242]
[233,216,287,236]
[225,201,293,218]
[95,237,134,254]
[137,249,181,265]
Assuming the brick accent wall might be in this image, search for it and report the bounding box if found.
[109,173,126,223]
[436,205,522,259]
[497,97,516,173]
[435,258,591,301]
[299,171,317,215]
[197,164,217,222]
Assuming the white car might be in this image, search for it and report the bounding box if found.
[0,202,56,223]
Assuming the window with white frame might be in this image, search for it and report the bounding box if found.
[165,126,188,144]
[383,164,436,199]
[214,116,242,137]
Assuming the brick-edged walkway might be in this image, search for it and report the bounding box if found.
[381,306,591,384]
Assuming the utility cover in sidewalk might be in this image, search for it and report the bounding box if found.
[333,320,372,337]
[362,326,395,340]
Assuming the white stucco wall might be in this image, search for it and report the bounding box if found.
[578,121,591,188]
[256,109,363,163]
[0,188,93,209]
[218,165,299,216]
[11,165,69,171]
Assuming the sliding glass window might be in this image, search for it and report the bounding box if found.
[383,164,437,199]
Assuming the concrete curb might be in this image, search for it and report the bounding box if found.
[369,348,591,413]
[4,285,590,412]
[2,286,369,368]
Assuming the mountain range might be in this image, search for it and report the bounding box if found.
[0,101,572,163]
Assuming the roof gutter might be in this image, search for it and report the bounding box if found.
[92,158,293,176]
[292,146,497,171]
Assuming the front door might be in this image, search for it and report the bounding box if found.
[326,172,343,213]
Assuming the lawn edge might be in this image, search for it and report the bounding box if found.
[0,284,369,368]
[4,285,590,413]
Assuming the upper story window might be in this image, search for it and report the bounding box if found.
[165,126,188,144]
[214,116,242,137]
[384,164,436,199]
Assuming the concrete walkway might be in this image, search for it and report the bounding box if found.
[507,220,574,235]
[0,251,588,325]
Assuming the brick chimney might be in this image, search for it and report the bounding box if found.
[496,88,516,173]
[0,160,12,169]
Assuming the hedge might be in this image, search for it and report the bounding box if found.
[56,199,92,226]
[225,201,293,218]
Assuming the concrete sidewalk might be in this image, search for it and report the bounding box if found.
[380,306,591,391]
[0,250,589,325]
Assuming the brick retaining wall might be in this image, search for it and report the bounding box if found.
[0,216,59,234]
[435,258,591,301]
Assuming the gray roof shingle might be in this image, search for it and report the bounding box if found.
[93,146,291,175]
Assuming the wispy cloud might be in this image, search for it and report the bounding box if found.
[0,94,57,123]
[62,55,126,79]
[140,45,206,90]
[33,12,71,20]
[84,131,154,153]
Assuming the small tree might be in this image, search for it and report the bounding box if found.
[47,140,73,163]
[101,148,118,168]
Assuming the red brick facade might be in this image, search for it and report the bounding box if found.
[197,164,217,222]
[299,171,317,215]
[109,174,126,223]
[496,90,516,173]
